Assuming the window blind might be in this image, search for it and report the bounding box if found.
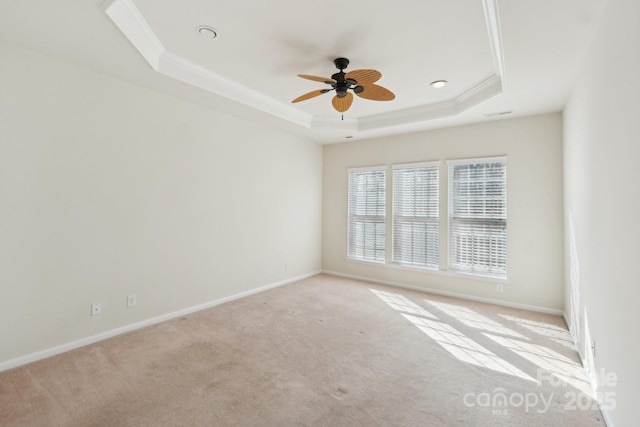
[347,167,386,262]
[392,163,439,268]
[448,158,507,278]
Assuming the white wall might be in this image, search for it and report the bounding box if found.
[322,113,565,311]
[563,0,640,425]
[0,41,322,367]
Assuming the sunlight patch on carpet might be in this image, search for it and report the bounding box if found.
[498,314,574,348]
[483,333,592,396]
[426,300,527,339]
[370,289,438,319]
[402,313,536,382]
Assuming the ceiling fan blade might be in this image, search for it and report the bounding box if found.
[345,69,382,84]
[355,84,395,101]
[298,74,337,84]
[291,89,331,103]
[332,92,353,112]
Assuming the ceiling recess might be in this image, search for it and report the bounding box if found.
[196,26,217,39]
[104,0,505,139]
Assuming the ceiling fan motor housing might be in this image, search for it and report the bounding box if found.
[334,57,350,70]
[331,58,362,98]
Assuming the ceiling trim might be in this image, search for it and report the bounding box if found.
[482,0,506,84]
[104,0,505,134]
[359,74,503,131]
[103,0,311,128]
[103,0,163,69]
[159,51,311,127]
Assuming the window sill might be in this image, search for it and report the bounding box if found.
[345,257,386,266]
[344,258,510,285]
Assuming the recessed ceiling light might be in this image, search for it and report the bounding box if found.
[196,26,218,40]
[430,80,448,88]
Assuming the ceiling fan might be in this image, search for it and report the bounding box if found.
[292,57,395,113]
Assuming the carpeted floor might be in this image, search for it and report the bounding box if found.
[0,274,605,426]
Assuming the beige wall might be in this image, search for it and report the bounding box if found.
[323,113,564,311]
[563,0,640,424]
[0,41,322,366]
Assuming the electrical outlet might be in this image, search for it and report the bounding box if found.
[284,261,289,271]
[496,284,504,293]
[91,303,102,316]
[127,294,137,308]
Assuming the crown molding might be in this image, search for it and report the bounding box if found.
[104,0,505,135]
[159,51,311,127]
[483,0,506,84]
[103,0,164,69]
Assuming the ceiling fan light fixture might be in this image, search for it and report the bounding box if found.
[196,26,218,40]
[430,80,448,88]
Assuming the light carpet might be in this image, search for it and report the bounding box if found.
[0,274,605,426]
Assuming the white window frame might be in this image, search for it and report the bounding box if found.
[392,161,440,269]
[447,156,507,279]
[347,166,387,263]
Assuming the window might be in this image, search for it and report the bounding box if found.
[392,163,439,268]
[347,167,386,262]
[448,157,507,278]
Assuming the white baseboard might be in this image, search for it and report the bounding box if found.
[601,408,614,427]
[562,312,571,330]
[573,347,615,427]
[322,269,564,316]
[0,271,320,373]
